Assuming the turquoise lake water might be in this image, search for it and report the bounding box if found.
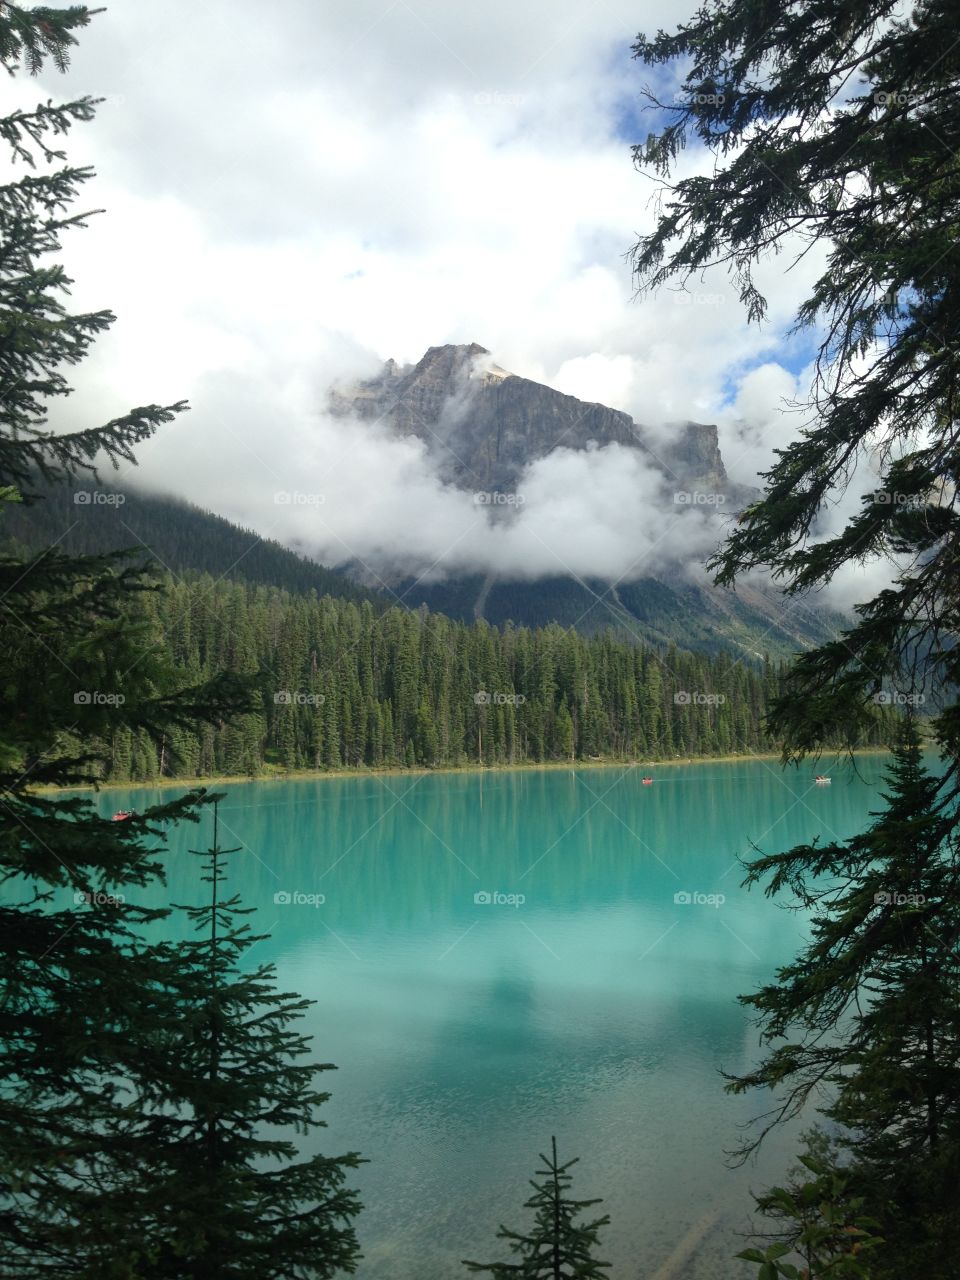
[64,756,902,1277]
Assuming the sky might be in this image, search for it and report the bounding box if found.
[23,0,887,604]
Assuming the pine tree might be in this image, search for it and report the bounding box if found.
[726,720,960,1276]
[631,0,960,767]
[117,802,364,1278]
[629,11,959,1257]
[0,8,254,1271]
[737,1134,883,1280]
[414,695,439,766]
[556,703,575,762]
[463,1137,610,1279]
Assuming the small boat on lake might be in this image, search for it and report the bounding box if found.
[814,775,831,785]
[641,777,654,785]
[111,809,135,821]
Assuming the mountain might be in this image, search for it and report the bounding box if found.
[394,573,841,660]
[330,343,844,659]
[2,349,847,661]
[1,475,839,663]
[329,341,736,496]
[0,478,381,605]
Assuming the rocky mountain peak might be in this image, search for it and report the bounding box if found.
[419,341,490,370]
[329,343,733,495]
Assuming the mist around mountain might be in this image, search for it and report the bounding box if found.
[2,343,850,662]
[398,572,846,662]
[327,343,844,659]
[1,479,380,606]
[328,341,740,498]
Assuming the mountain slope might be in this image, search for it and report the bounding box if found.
[332,343,844,659]
[1,478,382,604]
[397,573,846,661]
[2,348,850,661]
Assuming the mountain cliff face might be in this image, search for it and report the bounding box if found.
[328,343,839,659]
[330,343,730,494]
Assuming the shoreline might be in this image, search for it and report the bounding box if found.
[33,747,896,795]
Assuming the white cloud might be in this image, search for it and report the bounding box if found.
[43,0,800,422]
[717,362,811,487]
[18,0,894,610]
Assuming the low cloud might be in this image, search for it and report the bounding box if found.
[116,355,732,590]
[20,0,911,616]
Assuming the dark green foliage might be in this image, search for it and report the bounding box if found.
[0,3,95,76]
[463,1137,610,1279]
[630,0,960,769]
[738,1136,883,1280]
[105,804,363,1279]
[0,7,262,1272]
[726,722,960,1275]
[70,576,898,782]
[0,8,185,496]
[630,7,960,1271]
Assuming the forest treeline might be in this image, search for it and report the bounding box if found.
[85,575,894,782]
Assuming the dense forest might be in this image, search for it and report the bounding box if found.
[70,574,895,783]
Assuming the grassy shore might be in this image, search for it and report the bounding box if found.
[34,747,896,794]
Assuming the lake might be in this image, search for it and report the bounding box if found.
[70,756,898,1278]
